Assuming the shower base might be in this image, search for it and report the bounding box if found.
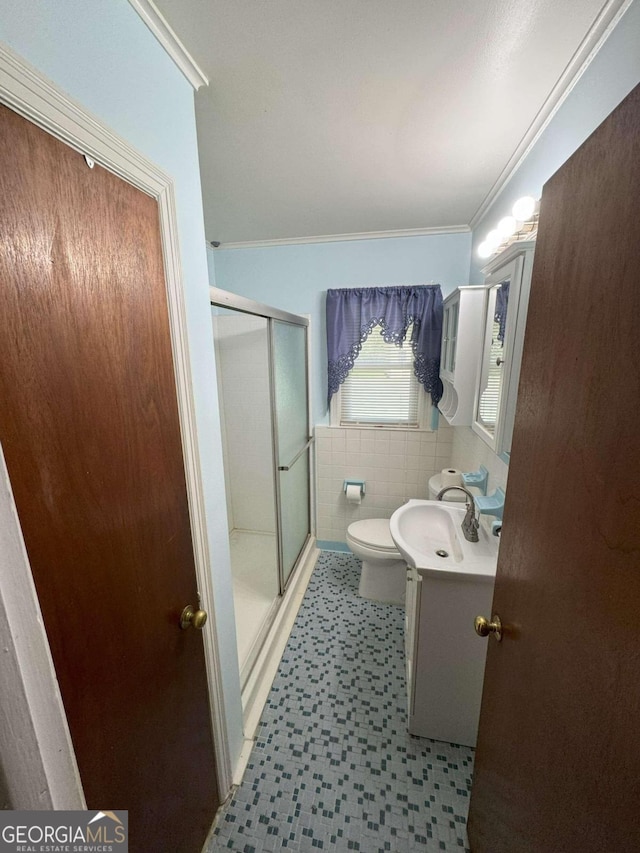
[229,529,279,674]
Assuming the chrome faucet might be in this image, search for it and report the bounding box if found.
[436,486,480,543]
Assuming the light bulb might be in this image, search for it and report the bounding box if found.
[477,241,493,259]
[497,215,517,238]
[512,196,536,222]
[485,229,501,249]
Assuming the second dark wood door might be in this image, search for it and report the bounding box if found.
[468,84,640,852]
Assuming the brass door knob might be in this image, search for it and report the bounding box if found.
[180,605,208,630]
[474,614,502,642]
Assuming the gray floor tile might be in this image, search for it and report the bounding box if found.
[207,552,473,852]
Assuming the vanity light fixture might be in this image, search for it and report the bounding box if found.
[497,215,517,238]
[477,196,539,259]
[512,195,537,221]
[485,229,501,250]
[477,241,494,259]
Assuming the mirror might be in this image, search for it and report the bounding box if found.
[475,281,508,440]
[472,242,535,458]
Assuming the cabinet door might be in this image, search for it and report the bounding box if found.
[448,298,459,373]
[441,294,460,380]
[441,304,451,378]
[405,569,422,721]
[473,242,535,456]
[473,256,523,452]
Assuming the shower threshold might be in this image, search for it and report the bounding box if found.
[233,535,319,784]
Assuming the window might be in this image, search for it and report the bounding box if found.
[332,325,427,428]
[326,284,443,428]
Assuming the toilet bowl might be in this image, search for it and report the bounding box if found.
[347,475,467,605]
[346,518,406,604]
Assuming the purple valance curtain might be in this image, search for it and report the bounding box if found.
[326,284,443,407]
[494,282,510,345]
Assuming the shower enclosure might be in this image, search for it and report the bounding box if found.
[210,288,312,685]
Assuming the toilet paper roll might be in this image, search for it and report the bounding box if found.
[440,468,462,489]
[345,484,362,504]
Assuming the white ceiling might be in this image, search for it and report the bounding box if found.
[153,0,612,245]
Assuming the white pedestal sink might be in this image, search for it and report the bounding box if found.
[390,499,499,747]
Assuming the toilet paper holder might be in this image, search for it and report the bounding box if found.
[343,479,365,498]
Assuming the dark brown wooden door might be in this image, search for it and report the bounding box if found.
[0,104,219,851]
[468,85,640,852]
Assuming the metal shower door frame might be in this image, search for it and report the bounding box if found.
[209,287,312,595]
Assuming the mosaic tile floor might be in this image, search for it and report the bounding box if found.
[209,552,473,852]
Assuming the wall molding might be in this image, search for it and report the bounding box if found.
[0,445,84,809]
[469,0,634,230]
[213,224,470,250]
[0,41,231,802]
[128,0,208,90]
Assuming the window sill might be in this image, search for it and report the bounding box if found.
[325,424,435,433]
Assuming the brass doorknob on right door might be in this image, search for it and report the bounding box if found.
[474,614,502,642]
[180,605,208,630]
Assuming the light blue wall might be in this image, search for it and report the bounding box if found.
[212,232,472,424]
[213,0,640,419]
[0,0,243,770]
[470,0,640,281]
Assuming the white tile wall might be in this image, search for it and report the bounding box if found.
[314,421,455,543]
[213,314,277,535]
[449,426,509,495]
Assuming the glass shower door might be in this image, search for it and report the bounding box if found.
[211,307,280,682]
[271,320,311,589]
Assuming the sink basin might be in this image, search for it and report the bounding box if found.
[389,499,498,580]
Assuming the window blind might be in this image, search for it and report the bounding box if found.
[340,326,419,426]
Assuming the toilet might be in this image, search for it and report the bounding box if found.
[427,472,467,503]
[346,473,466,605]
[346,518,407,604]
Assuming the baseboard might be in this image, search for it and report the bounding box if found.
[315,540,350,552]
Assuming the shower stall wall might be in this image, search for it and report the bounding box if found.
[211,289,313,687]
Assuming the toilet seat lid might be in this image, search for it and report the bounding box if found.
[347,519,397,552]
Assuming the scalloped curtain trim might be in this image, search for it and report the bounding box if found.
[495,281,510,345]
[326,286,443,407]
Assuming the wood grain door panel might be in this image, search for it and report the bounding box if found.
[0,104,219,851]
[468,84,640,852]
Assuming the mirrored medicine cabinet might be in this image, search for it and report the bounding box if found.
[472,239,536,460]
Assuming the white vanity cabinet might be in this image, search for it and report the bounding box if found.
[438,286,485,425]
[405,565,495,747]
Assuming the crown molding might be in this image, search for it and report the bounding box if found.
[128,0,208,90]
[212,224,470,250]
[469,0,632,230]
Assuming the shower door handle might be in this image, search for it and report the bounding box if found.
[278,437,313,471]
